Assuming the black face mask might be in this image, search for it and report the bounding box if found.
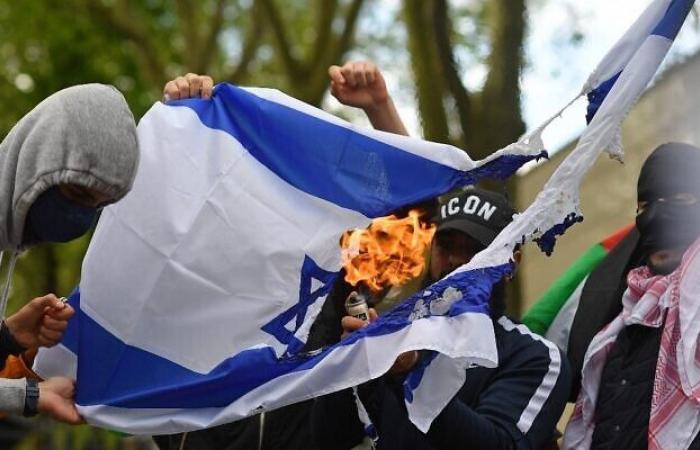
[636,143,700,254]
[635,200,700,254]
[22,187,98,245]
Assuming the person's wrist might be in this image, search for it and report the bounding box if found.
[363,96,392,115]
[23,378,39,417]
[388,350,419,376]
[0,319,26,355]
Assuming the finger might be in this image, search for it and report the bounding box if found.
[354,65,368,87]
[30,294,61,312]
[48,304,75,321]
[341,315,367,333]
[51,377,76,393]
[328,65,345,84]
[174,77,190,99]
[41,322,68,339]
[329,81,342,99]
[39,327,64,342]
[38,336,59,348]
[185,73,203,98]
[41,316,68,332]
[68,411,86,425]
[364,62,376,84]
[66,404,85,425]
[163,81,179,100]
[341,65,357,87]
[39,328,63,343]
[342,61,358,72]
[201,76,214,99]
[52,401,84,425]
[368,308,378,322]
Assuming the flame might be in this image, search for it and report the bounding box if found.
[341,210,436,293]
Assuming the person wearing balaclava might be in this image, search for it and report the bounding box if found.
[563,142,700,450]
[0,83,139,425]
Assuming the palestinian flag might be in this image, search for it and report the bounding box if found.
[522,224,634,350]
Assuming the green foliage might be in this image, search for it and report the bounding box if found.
[5,238,89,316]
[14,420,145,450]
[0,0,157,135]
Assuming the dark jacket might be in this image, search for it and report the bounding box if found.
[567,229,700,448]
[312,315,571,450]
[567,228,645,400]
[589,324,662,450]
[588,321,700,450]
[152,401,318,450]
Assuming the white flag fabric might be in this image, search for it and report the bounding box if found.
[583,0,696,160]
[33,84,542,434]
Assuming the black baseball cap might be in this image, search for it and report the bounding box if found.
[434,187,517,247]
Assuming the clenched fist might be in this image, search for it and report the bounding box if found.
[5,294,75,350]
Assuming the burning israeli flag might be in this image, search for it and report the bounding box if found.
[33,83,543,434]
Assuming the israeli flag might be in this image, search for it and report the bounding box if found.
[33,84,543,434]
[584,0,695,159]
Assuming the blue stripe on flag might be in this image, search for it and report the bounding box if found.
[403,351,438,403]
[651,0,695,39]
[68,264,506,409]
[535,212,584,255]
[59,297,80,354]
[586,0,695,123]
[69,288,410,408]
[586,73,621,124]
[167,84,540,218]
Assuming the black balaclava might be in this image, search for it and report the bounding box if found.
[636,142,700,256]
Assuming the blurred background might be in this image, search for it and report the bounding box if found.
[0,1,698,448]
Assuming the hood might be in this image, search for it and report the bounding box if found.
[0,83,139,250]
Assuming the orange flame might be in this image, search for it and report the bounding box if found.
[341,210,436,293]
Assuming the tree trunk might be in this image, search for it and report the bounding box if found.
[403,0,450,143]
[403,0,528,314]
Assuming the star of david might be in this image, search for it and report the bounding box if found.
[261,255,337,357]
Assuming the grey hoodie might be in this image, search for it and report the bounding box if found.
[0,83,139,251]
[0,84,139,415]
[0,378,26,415]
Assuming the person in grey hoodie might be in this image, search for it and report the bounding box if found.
[0,83,139,424]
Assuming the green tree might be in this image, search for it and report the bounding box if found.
[402,0,527,313]
[82,0,366,106]
[403,0,526,159]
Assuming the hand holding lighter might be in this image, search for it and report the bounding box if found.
[345,291,369,322]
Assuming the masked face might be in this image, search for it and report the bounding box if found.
[23,186,99,244]
[635,192,700,259]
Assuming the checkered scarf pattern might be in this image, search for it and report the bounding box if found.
[563,239,700,450]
